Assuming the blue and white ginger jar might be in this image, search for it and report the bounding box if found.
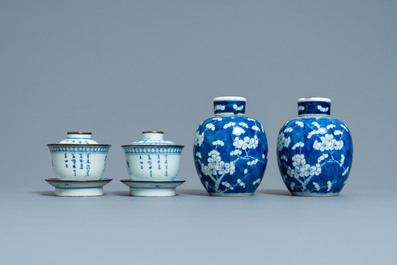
[277,97,353,196]
[122,131,184,181]
[47,132,111,180]
[193,96,268,196]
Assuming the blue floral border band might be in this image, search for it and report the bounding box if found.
[48,145,110,153]
[213,100,246,115]
[298,101,331,116]
[123,146,183,154]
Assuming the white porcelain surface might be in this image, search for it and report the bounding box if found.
[120,179,185,197]
[122,131,183,181]
[48,132,111,180]
[45,178,112,197]
[59,132,99,144]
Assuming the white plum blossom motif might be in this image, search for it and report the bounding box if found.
[214,105,225,111]
[239,122,249,128]
[237,179,245,187]
[308,126,327,139]
[233,104,244,111]
[252,125,261,131]
[252,178,261,185]
[201,150,236,177]
[223,122,236,129]
[313,182,320,191]
[312,122,320,129]
[221,181,234,190]
[206,123,215,130]
[277,133,291,151]
[334,130,343,136]
[247,159,259,166]
[284,127,293,133]
[233,135,259,150]
[295,121,304,127]
[342,167,350,176]
[298,105,305,112]
[195,152,202,159]
[287,154,321,180]
[327,181,332,192]
[280,155,288,161]
[230,149,242,156]
[326,124,336,129]
[340,154,345,166]
[317,154,329,163]
[195,131,204,146]
[204,181,209,190]
[213,117,223,121]
[232,127,245,136]
[212,140,224,146]
[317,105,329,112]
[292,142,304,150]
[313,134,343,151]
[244,169,248,174]
[199,150,237,191]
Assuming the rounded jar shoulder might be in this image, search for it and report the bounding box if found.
[197,116,265,134]
[280,117,351,136]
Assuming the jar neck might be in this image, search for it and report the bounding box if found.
[297,98,331,116]
[213,96,246,116]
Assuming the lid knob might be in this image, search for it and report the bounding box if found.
[142,131,164,140]
[67,132,92,139]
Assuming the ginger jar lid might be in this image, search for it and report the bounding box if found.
[47,132,111,146]
[213,96,246,116]
[122,131,184,147]
[297,97,331,116]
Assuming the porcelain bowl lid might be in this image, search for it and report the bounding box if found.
[122,131,184,148]
[47,132,111,147]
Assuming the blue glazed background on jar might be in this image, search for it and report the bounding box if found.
[277,98,353,196]
[194,97,268,196]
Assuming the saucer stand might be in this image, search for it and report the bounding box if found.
[45,178,112,197]
[120,179,185,197]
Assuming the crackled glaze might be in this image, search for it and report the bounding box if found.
[277,98,353,196]
[194,97,268,196]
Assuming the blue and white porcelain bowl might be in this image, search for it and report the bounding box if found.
[194,96,268,196]
[277,97,353,196]
[47,132,111,180]
[122,131,184,181]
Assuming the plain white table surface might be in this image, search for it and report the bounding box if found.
[1,184,395,265]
